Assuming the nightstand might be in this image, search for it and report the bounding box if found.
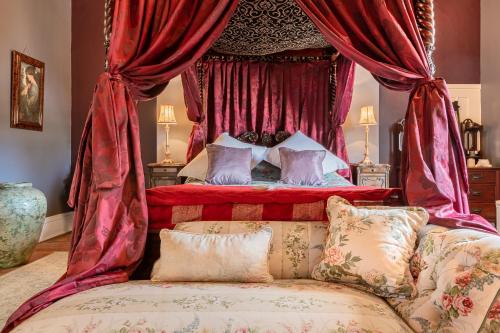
[467,167,499,228]
[147,162,185,188]
[351,163,391,188]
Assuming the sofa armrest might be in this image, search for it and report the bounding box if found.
[389,225,500,333]
[479,293,499,333]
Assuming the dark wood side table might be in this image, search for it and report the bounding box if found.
[146,162,185,188]
[467,167,499,228]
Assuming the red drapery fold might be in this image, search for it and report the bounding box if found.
[2,1,238,332]
[183,55,356,170]
[205,59,332,148]
[294,0,496,234]
[330,55,355,178]
[182,65,206,162]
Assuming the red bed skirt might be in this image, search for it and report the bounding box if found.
[146,185,403,230]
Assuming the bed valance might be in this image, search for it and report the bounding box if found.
[2,1,496,332]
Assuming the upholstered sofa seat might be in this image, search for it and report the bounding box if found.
[12,279,413,333]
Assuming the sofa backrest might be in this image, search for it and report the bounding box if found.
[174,221,328,279]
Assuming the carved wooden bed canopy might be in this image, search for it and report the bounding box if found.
[104,0,436,73]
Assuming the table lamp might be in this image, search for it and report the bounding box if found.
[359,105,376,165]
[158,104,177,164]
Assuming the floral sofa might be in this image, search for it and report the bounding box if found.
[12,222,499,333]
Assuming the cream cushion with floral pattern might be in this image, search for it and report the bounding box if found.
[174,221,328,279]
[151,228,273,282]
[312,196,429,298]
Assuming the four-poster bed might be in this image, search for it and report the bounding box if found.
[3,1,499,332]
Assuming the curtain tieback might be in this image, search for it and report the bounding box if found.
[105,71,123,80]
[415,76,442,88]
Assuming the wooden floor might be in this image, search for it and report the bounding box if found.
[0,233,71,277]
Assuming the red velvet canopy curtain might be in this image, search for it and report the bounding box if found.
[330,55,355,178]
[2,1,238,332]
[294,0,496,234]
[182,65,205,161]
[206,59,332,147]
[183,54,355,170]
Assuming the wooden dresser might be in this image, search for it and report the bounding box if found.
[467,167,499,227]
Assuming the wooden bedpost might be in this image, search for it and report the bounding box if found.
[415,0,436,75]
[104,0,115,71]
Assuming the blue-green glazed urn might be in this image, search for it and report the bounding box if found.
[0,183,47,268]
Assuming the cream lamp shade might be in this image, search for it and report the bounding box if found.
[359,106,376,126]
[158,105,177,124]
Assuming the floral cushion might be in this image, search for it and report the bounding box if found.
[12,280,414,333]
[311,196,429,298]
[389,225,500,333]
[174,221,328,279]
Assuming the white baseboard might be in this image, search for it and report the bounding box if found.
[39,211,74,242]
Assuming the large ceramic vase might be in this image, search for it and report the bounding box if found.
[0,183,47,268]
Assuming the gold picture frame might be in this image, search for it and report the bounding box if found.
[10,50,45,131]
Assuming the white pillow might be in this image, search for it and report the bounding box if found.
[178,133,268,180]
[151,227,274,282]
[265,131,348,174]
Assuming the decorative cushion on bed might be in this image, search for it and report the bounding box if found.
[251,161,281,181]
[174,221,328,279]
[178,133,268,180]
[311,196,429,298]
[279,147,326,186]
[205,145,252,185]
[151,228,274,282]
[265,131,348,174]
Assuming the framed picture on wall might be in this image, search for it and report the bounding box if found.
[10,50,45,131]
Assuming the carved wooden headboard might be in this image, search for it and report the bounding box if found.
[236,130,291,147]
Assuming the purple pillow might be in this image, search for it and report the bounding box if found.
[279,147,326,186]
[205,144,252,185]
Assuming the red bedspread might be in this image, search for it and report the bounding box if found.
[147,185,403,230]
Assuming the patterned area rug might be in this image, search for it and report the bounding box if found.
[0,252,67,327]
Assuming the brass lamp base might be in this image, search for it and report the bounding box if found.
[359,155,374,166]
[161,159,175,165]
[161,150,174,165]
[358,124,375,166]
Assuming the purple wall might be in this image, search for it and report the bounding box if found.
[433,0,481,83]
[71,0,157,179]
[481,0,500,166]
[379,0,481,182]
[71,0,104,164]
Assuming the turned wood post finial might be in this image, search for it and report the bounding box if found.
[104,0,115,71]
[415,0,436,75]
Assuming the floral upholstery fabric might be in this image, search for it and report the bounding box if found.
[480,295,500,333]
[312,196,429,298]
[175,221,328,279]
[12,280,413,333]
[389,225,500,333]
